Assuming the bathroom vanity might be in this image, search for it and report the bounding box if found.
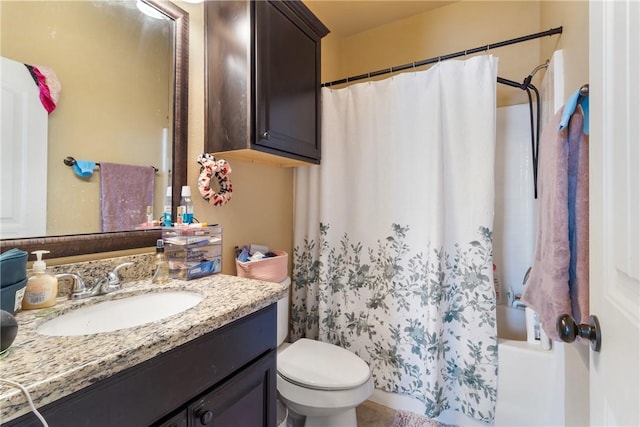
[0,274,287,426]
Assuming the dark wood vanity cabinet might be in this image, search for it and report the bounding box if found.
[5,305,277,427]
[205,0,329,167]
[156,350,276,427]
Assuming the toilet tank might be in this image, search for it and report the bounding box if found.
[277,277,291,346]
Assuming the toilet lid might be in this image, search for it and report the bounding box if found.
[277,338,371,391]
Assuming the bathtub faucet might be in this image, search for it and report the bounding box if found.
[512,300,527,310]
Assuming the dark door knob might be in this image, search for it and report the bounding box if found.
[194,408,213,425]
[557,313,602,352]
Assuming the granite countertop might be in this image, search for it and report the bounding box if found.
[0,274,287,422]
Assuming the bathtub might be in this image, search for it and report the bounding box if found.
[368,305,565,426]
[493,305,564,426]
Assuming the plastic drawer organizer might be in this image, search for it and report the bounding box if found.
[163,225,222,280]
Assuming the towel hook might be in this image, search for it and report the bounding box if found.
[579,84,589,96]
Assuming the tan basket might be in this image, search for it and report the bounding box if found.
[235,250,288,282]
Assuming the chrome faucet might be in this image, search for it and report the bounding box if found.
[55,273,96,300]
[56,262,134,300]
[512,300,528,310]
[95,262,134,294]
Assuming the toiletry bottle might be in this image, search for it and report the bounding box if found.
[151,239,169,284]
[492,264,504,305]
[22,250,58,310]
[146,205,154,225]
[163,186,172,227]
[180,185,194,224]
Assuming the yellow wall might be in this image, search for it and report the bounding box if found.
[316,1,588,109]
[180,2,293,275]
[320,1,543,106]
[13,0,588,282]
[540,0,589,100]
[1,1,171,235]
[202,0,586,276]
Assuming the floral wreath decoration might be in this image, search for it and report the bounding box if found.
[197,153,233,206]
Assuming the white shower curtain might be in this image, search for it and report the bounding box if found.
[292,55,499,423]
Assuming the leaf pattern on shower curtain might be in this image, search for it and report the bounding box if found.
[291,223,498,423]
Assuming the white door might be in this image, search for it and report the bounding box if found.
[0,56,48,238]
[589,1,639,425]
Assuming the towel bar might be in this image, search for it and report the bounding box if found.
[64,156,158,172]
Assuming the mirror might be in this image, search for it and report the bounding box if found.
[0,0,188,257]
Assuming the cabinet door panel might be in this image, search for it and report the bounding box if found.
[255,0,320,162]
[156,409,188,427]
[188,350,277,427]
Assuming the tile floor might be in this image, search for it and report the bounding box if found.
[356,400,397,427]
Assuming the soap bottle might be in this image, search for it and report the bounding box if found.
[151,239,169,284]
[22,250,58,310]
[163,186,172,227]
[180,185,194,224]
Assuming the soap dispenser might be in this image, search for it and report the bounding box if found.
[151,239,169,284]
[22,250,58,310]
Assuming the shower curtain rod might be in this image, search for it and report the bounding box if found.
[321,27,563,87]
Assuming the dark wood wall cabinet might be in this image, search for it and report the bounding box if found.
[6,305,277,427]
[205,0,329,167]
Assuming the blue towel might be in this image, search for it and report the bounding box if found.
[559,89,589,135]
[73,160,96,177]
[559,89,589,295]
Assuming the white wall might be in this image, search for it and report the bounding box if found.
[494,104,537,300]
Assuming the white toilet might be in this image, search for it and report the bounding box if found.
[276,278,374,427]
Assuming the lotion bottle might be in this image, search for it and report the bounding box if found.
[22,250,58,310]
[151,239,169,284]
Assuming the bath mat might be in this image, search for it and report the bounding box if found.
[390,410,458,427]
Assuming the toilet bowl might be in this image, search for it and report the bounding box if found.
[276,278,374,427]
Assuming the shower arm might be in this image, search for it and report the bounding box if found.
[497,61,548,200]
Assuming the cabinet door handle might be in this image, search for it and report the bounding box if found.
[194,408,213,425]
[261,131,269,139]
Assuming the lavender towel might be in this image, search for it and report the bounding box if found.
[100,162,155,232]
[521,106,589,342]
[569,107,589,328]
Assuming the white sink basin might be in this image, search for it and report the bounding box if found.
[37,292,203,336]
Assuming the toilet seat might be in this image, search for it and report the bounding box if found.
[277,338,371,391]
